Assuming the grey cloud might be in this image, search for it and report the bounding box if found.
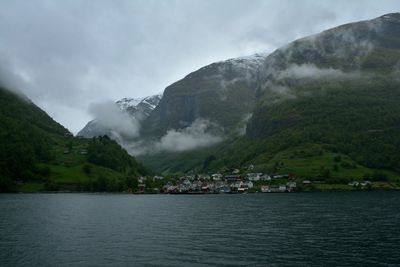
[89,100,140,138]
[125,119,223,155]
[0,0,399,133]
[277,64,359,80]
[156,119,223,152]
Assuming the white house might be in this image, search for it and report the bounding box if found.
[247,173,263,181]
[260,175,272,181]
[278,185,287,192]
[211,173,223,181]
[246,181,254,188]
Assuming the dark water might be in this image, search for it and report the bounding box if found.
[1,192,400,266]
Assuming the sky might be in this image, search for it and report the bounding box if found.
[0,0,399,133]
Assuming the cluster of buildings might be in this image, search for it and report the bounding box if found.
[135,172,296,194]
[162,179,255,194]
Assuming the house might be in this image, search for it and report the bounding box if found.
[247,173,263,181]
[278,185,287,192]
[286,181,297,188]
[201,183,210,192]
[260,175,272,181]
[261,185,270,193]
[211,173,223,181]
[269,186,279,192]
[166,185,179,193]
[273,174,289,179]
[182,179,192,186]
[187,175,196,181]
[237,186,248,193]
[198,174,211,180]
[286,182,297,192]
[219,185,231,193]
[348,181,360,187]
[153,176,165,180]
[190,183,199,191]
[247,164,254,171]
[178,184,190,193]
[246,181,254,189]
[302,180,312,185]
[138,176,146,184]
[361,181,371,187]
[137,183,146,193]
[225,175,242,181]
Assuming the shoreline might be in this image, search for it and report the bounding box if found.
[6,188,400,194]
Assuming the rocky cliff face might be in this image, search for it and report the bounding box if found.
[140,54,267,138]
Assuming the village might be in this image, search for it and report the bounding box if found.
[131,163,375,194]
[131,165,301,194]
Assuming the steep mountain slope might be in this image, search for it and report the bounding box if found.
[140,13,400,180]
[141,54,266,138]
[0,87,148,192]
[244,13,400,171]
[140,13,400,140]
[78,93,162,138]
[0,87,69,135]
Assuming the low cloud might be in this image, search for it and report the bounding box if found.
[126,118,223,155]
[0,56,30,100]
[89,100,140,138]
[236,113,253,136]
[156,119,222,152]
[277,63,358,80]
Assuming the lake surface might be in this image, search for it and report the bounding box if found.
[1,192,400,266]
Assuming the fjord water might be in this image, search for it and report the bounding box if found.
[1,192,399,266]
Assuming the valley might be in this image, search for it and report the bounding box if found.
[2,13,400,193]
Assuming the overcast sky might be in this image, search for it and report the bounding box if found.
[0,0,399,133]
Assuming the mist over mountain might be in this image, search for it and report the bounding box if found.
[131,13,400,176]
[247,13,400,137]
[38,12,400,178]
[78,94,162,139]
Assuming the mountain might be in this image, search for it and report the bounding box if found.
[78,93,162,138]
[140,54,266,138]
[139,13,400,181]
[0,87,148,192]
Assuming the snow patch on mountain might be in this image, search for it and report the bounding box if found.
[77,93,162,138]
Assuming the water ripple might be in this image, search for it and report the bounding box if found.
[1,192,400,266]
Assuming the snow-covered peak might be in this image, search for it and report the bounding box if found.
[224,52,268,69]
[78,93,163,138]
[141,93,163,110]
[116,97,144,110]
[116,93,162,112]
[380,13,400,22]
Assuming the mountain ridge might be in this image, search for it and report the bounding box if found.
[136,12,400,180]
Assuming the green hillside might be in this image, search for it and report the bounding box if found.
[0,87,148,192]
[138,14,400,188]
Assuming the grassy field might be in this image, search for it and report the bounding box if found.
[252,144,400,182]
[14,136,131,192]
